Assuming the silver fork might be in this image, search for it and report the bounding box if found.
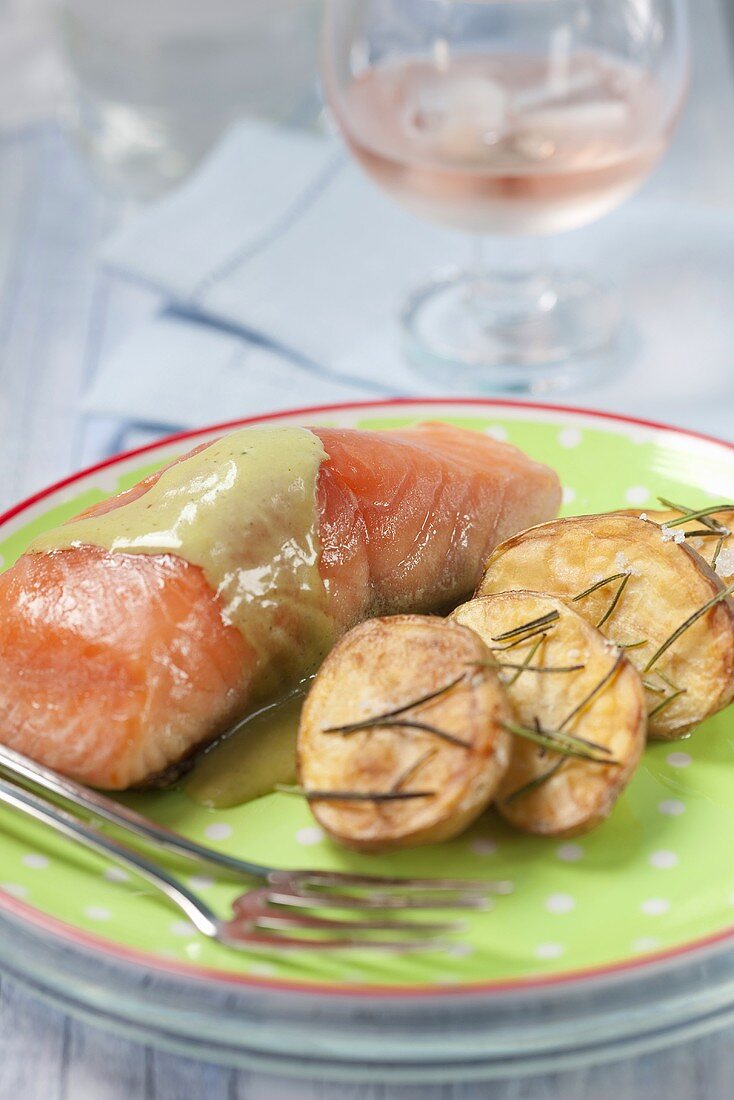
[0,743,510,952]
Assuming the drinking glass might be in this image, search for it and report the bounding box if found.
[53,0,322,199]
[322,0,690,390]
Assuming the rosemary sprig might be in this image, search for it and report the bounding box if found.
[642,679,667,695]
[660,505,734,530]
[276,785,434,803]
[572,571,632,629]
[501,721,617,765]
[658,498,730,533]
[643,582,734,672]
[324,674,465,731]
[505,635,544,685]
[321,673,471,747]
[488,661,585,674]
[559,651,625,731]
[503,759,566,805]
[573,571,628,603]
[683,529,723,539]
[648,688,687,719]
[491,611,560,642]
[619,639,648,650]
[489,623,559,652]
[324,717,470,749]
[596,572,631,629]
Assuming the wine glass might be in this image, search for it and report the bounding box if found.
[322,0,690,391]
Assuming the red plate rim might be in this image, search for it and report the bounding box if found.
[1,395,732,1001]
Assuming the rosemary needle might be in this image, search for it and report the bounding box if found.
[276,785,434,803]
[596,572,631,629]
[643,581,734,672]
[658,497,729,533]
[323,673,466,732]
[491,610,560,641]
[503,759,565,804]
[573,571,628,603]
[501,721,616,765]
[324,717,471,748]
[559,651,625,731]
[660,504,734,529]
[648,688,687,719]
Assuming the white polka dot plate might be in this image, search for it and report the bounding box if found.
[0,399,732,1081]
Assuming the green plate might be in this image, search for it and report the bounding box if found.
[0,398,732,996]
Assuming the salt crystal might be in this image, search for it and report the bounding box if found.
[639,513,648,522]
[661,528,685,544]
[714,547,734,577]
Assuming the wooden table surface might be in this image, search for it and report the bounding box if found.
[1,1,734,1095]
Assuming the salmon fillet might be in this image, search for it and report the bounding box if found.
[0,423,560,788]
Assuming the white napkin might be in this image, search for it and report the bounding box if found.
[89,119,734,439]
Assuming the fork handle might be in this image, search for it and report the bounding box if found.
[0,742,269,881]
[0,775,220,938]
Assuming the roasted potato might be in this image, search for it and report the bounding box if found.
[478,514,734,739]
[297,615,512,852]
[616,507,734,585]
[451,592,646,837]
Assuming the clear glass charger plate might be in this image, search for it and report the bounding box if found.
[0,398,732,1082]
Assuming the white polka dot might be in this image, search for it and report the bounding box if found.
[556,843,583,863]
[447,942,474,958]
[22,854,48,870]
[296,826,324,846]
[625,486,650,505]
[189,875,214,891]
[248,961,277,977]
[84,906,111,921]
[204,822,233,842]
[545,893,576,914]
[155,948,178,960]
[632,936,660,953]
[658,799,685,816]
[728,892,734,908]
[641,898,670,916]
[667,752,692,769]
[562,486,577,506]
[1,883,27,899]
[485,425,507,442]
[469,837,498,856]
[535,942,564,960]
[170,920,197,937]
[103,867,129,884]
[649,850,679,870]
[558,427,582,448]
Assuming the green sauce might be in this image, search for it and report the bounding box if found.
[185,690,303,808]
[30,426,335,702]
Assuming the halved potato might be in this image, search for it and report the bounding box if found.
[451,593,646,837]
[478,514,734,739]
[616,507,734,585]
[297,615,511,852]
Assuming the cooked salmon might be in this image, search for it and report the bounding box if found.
[0,423,560,788]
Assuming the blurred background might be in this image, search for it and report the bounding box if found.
[0,0,732,498]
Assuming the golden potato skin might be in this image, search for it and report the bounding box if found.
[616,508,734,585]
[478,514,734,739]
[297,615,512,852]
[452,593,646,837]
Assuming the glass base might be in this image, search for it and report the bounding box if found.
[402,268,622,393]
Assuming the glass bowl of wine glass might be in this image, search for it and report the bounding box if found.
[322,0,690,391]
